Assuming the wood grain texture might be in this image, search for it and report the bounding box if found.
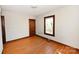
[29,19,36,37]
[3,36,79,54]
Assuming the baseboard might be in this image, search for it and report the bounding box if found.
[6,36,30,44]
[36,34,79,50]
[36,34,49,40]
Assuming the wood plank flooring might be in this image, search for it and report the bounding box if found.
[3,35,79,54]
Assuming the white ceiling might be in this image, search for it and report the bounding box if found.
[0,5,64,16]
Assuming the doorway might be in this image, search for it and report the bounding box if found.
[29,19,36,37]
[1,16,6,44]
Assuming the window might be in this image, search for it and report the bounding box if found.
[44,15,55,36]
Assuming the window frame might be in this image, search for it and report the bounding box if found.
[44,15,55,36]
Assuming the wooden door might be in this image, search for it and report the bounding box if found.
[1,16,6,44]
[29,19,36,37]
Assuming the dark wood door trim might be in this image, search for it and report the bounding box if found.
[1,16,6,44]
[29,19,36,37]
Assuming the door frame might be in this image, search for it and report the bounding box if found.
[29,19,36,37]
[1,16,6,44]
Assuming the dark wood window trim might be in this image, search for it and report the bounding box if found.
[44,15,55,36]
[1,16,6,44]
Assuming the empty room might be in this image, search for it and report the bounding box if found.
[0,5,79,54]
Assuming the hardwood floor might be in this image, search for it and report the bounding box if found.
[3,35,79,54]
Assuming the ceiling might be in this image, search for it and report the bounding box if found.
[0,5,64,16]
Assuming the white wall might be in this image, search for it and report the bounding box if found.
[0,8,3,53]
[2,11,30,41]
[36,6,79,49]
